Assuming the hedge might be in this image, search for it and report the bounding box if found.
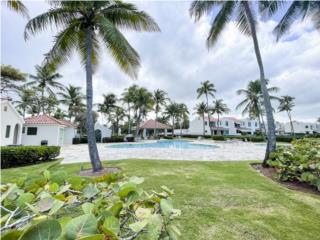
[212,135,226,141]
[1,146,60,169]
[102,136,125,143]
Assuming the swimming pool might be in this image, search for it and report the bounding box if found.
[107,140,218,149]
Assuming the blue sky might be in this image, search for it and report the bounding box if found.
[1,1,320,122]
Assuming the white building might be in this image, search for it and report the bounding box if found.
[22,115,76,146]
[284,121,320,134]
[94,122,112,141]
[187,117,260,136]
[1,100,25,145]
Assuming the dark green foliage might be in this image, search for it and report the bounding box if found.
[212,136,226,141]
[1,146,60,169]
[102,136,124,143]
[268,138,320,191]
[162,136,173,140]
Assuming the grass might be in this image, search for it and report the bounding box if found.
[2,159,320,240]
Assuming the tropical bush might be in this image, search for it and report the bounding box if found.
[212,136,226,141]
[0,170,181,239]
[268,138,320,191]
[102,136,125,143]
[1,146,60,169]
[162,136,173,140]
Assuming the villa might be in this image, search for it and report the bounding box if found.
[186,117,260,136]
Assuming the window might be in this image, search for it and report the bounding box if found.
[225,121,228,126]
[5,125,11,138]
[4,106,7,111]
[248,122,251,127]
[22,127,25,134]
[255,122,258,127]
[305,125,309,129]
[27,127,37,135]
[212,122,216,127]
[204,121,207,126]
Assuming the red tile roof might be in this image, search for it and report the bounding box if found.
[24,115,75,127]
[139,119,171,129]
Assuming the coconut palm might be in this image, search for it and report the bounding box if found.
[54,108,68,119]
[98,93,117,130]
[24,1,160,171]
[260,1,320,41]
[153,89,168,136]
[197,80,216,135]
[278,95,295,135]
[58,84,85,120]
[121,84,138,135]
[112,106,125,136]
[132,87,154,137]
[165,102,180,137]
[194,102,207,137]
[190,1,277,162]
[177,103,189,136]
[27,64,64,114]
[236,80,279,135]
[13,88,35,117]
[5,0,29,18]
[211,99,230,134]
[45,94,59,116]
[0,65,26,96]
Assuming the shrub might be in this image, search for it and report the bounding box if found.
[0,170,181,239]
[267,138,320,191]
[1,146,60,169]
[102,136,124,143]
[212,135,226,141]
[162,136,173,139]
[248,136,265,142]
[72,137,81,144]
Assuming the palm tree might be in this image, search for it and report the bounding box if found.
[121,84,138,135]
[211,99,230,134]
[177,103,189,136]
[190,1,277,163]
[165,102,180,137]
[112,106,125,136]
[260,1,320,41]
[194,102,207,136]
[153,89,167,136]
[45,94,59,116]
[132,87,154,137]
[58,84,85,120]
[0,65,26,96]
[13,88,35,117]
[278,96,295,135]
[25,1,160,171]
[27,64,64,114]
[98,93,117,132]
[236,80,279,136]
[197,80,216,135]
[5,0,29,18]
[54,108,68,119]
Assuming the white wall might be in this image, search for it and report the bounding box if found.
[22,125,60,146]
[1,101,24,146]
[94,122,112,139]
[64,127,76,145]
[285,121,320,134]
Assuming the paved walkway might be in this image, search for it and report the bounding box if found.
[60,140,265,164]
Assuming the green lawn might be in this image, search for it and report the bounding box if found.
[2,159,320,240]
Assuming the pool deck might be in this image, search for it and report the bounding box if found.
[60,140,266,164]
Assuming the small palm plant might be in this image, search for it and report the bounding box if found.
[211,99,230,134]
[278,96,295,135]
[194,102,207,137]
[24,1,160,171]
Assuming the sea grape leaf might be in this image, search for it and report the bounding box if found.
[78,234,105,240]
[17,192,35,208]
[82,202,95,214]
[51,171,68,185]
[68,176,83,190]
[49,183,59,193]
[145,214,163,240]
[19,219,62,240]
[1,184,17,202]
[129,219,148,233]
[118,182,137,198]
[65,214,97,240]
[83,184,99,199]
[103,216,120,234]
[48,199,64,215]
[135,207,152,220]
[160,198,173,217]
[1,230,23,240]
[167,224,181,240]
[36,197,54,212]
[109,201,123,217]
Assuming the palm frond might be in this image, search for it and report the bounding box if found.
[7,0,29,18]
[259,1,286,17]
[189,1,220,21]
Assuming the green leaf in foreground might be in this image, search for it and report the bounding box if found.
[65,214,98,239]
[17,192,35,208]
[160,198,173,217]
[83,184,100,199]
[103,216,120,234]
[19,219,61,240]
[118,182,137,198]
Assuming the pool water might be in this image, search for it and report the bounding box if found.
[107,140,218,149]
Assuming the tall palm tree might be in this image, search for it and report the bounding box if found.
[260,1,320,41]
[190,1,277,163]
[98,93,117,132]
[197,80,216,135]
[132,87,154,137]
[177,103,189,136]
[5,0,29,18]
[278,95,295,135]
[165,102,180,137]
[0,65,26,96]
[54,108,68,120]
[25,1,160,171]
[27,64,64,114]
[211,99,230,134]
[121,84,139,135]
[112,106,125,136]
[153,89,167,136]
[236,80,279,135]
[45,94,59,116]
[58,84,85,120]
[194,102,207,137]
[13,88,35,117]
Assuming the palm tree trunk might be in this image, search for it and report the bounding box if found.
[135,112,141,138]
[202,115,205,137]
[243,2,276,165]
[288,111,294,135]
[85,26,102,172]
[154,111,158,136]
[41,89,45,114]
[206,94,212,136]
[128,103,131,134]
[217,113,220,135]
[172,118,175,137]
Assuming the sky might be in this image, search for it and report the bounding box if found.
[1,0,320,123]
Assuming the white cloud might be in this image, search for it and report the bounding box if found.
[1,1,319,123]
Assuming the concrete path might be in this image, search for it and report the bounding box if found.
[60,140,265,164]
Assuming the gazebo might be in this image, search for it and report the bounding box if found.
[138,119,171,139]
